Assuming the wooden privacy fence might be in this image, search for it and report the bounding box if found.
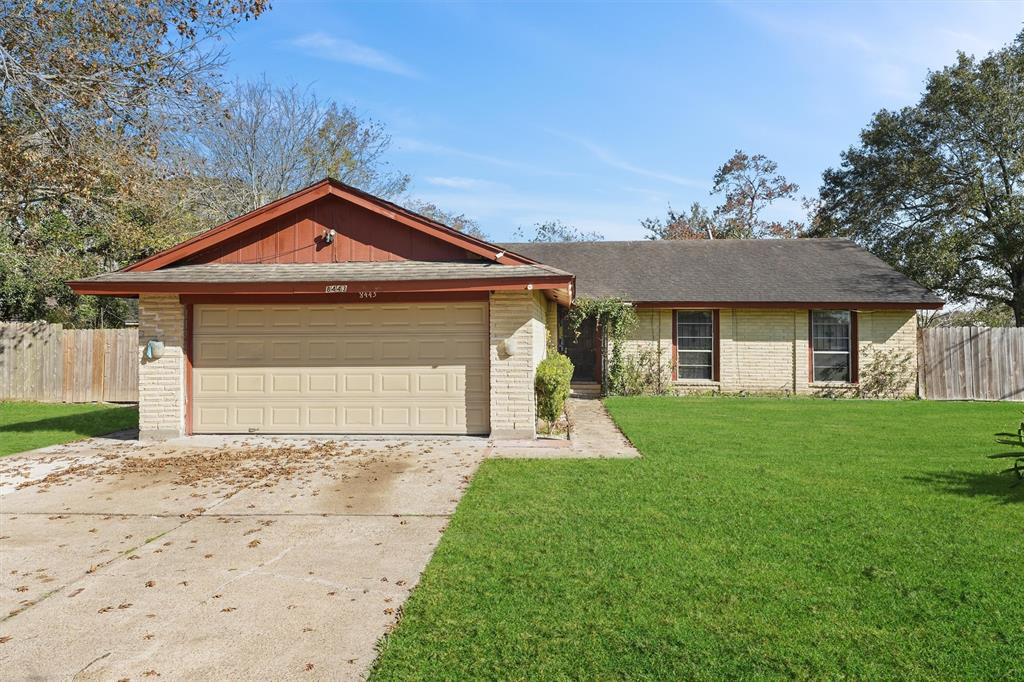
[0,322,138,403]
[919,327,1024,401]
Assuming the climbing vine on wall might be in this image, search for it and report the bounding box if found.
[566,297,638,395]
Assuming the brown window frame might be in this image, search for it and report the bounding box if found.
[808,309,859,383]
[673,309,720,382]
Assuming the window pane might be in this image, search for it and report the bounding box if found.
[811,310,851,381]
[676,310,715,381]
[679,336,712,351]
[680,365,712,380]
[678,311,712,325]
[679,323,713,338]
[679,350,712,367]
[813,352,850,382]
[813,328,850,352]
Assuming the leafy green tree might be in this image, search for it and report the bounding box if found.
[812,31,1024,326]
[0,0,267,225]
[641,202,716,240]
[179,78,410,224]
[1,0,267,326]
[642,151,802,239]
[513,220,603,242]
[712,151,803,238]
[406,200,488,240]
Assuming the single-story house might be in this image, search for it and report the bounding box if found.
[70,178,943,440]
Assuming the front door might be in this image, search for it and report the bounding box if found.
[559,313,599,382]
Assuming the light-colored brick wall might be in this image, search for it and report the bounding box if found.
[489,290,545,438]
[138,295,186,439]
[721,309,804,393]
[621,308,673,382]
[545,299,559,353]
[621,307,918,396]
[856,310,919,396]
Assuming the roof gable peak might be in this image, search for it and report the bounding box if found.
[125,178,534,272]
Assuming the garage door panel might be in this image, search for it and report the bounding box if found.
[194,303,490,335]
[192,302,489,434]
[194,336,489,367]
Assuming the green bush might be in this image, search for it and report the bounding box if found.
[611,347,670,396]
[535,353,574,426]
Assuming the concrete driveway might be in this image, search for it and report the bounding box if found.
[0,435,485,681]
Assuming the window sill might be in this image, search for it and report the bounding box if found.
[674,379,720,386]
[809,381,859,388]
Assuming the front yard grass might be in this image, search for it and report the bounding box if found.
[372,398,1023,680]
[0,401,138,456]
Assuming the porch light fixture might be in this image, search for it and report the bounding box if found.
[145,339,165,360]
[502,337,518,356]
[323,228,336,245]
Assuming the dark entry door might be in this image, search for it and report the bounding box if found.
[559,313,598,381]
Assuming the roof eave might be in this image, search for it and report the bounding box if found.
[68,274,574,298]
[629,299,943,310]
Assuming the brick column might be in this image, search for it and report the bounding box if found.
[489,291,543,439]
[137,295,186,439]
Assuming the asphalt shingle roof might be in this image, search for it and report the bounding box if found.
[499,239,943,306]
[79,261,570,284]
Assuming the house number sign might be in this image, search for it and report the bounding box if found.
[325,284,348,293]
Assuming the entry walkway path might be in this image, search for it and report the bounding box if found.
[490,398,640,459]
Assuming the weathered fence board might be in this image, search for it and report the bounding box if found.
[919,327,1024,401]
[0,323,137,402]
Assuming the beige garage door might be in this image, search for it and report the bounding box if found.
[191,302,489,434]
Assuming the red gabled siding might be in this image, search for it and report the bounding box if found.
[184,195,480,265]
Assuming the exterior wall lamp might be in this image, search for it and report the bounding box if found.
[145,339,165,360]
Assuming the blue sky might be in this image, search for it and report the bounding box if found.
[224,1,1024,241]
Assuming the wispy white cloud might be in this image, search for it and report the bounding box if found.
[289,32,417,77]
[394,136,578,178]
[424,176,503,191]
[728,3,1024,102]
[410,185,659,241]
[547,130,708,188]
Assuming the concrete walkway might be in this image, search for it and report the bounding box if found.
[490,398,640,459]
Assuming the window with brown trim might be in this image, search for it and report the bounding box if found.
[676,310,715,380]
[810,310,852,382]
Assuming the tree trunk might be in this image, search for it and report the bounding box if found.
[1013,266,1024,327]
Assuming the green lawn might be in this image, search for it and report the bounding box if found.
[372,398,1023,681]
[0,401,138,456]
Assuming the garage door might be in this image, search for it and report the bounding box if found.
[191,302,489,434]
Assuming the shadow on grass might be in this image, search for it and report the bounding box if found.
[0,408,138,438]
[907,470,1024,504]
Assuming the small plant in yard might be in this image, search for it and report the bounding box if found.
[535,353,574,433]
[992,415,1024,486]
[814,344,915,399]
[857,345,916,398]
[610,347,670,396]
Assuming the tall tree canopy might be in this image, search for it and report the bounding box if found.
[0,0,267,224]
[812,31,1024,326]
[179,79,410,224]
[513,220,604,242]
[0,0,267,326]
[642,151,802,240]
